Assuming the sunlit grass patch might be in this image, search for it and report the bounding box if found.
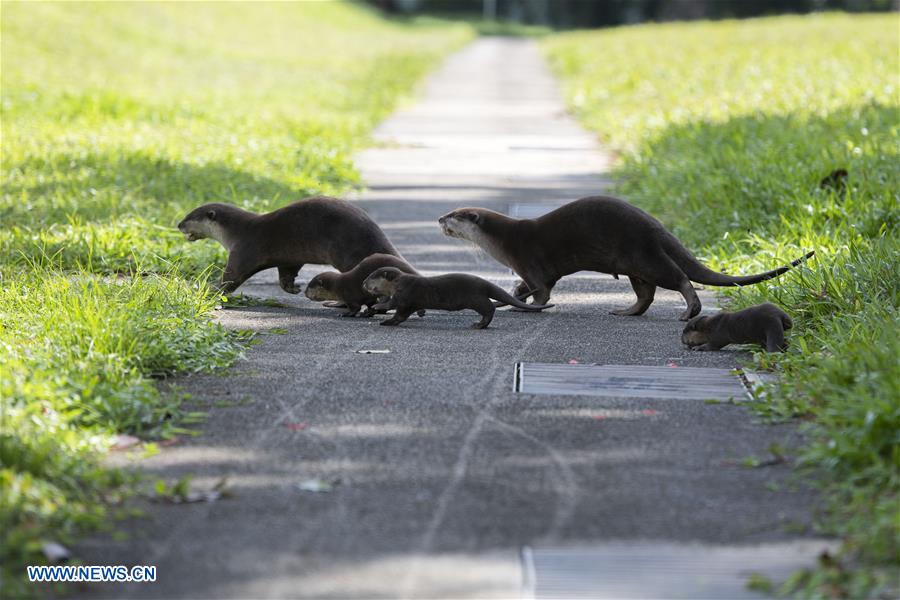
[0,267,246,596]
[546,12,899,597]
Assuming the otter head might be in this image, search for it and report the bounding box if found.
[439,208,513,267]
[304,273,341,302]
[362,267,403,297]
[438,209,489,242]
[177,203,237,247]
[681,315,711,348]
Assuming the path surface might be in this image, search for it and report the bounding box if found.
[77,39,823,599]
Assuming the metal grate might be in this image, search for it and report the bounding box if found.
[521,542,833,599]
[514,363,748,401]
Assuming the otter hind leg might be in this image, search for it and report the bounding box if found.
[611,276,656,317]
[472,300,496,329]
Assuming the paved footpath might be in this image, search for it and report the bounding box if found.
[77,39,826,599]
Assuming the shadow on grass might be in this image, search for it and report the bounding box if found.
[2,151,316,226]
[614,101,898,246]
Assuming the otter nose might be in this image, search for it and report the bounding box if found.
[438,215,447,224]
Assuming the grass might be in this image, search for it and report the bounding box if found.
[0,1,471,594]
[545,13,898,597]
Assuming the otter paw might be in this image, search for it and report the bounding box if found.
[280,282,302,294]
[380,319,399,326]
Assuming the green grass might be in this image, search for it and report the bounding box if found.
[0,1,471,594]
[545,13,898,597]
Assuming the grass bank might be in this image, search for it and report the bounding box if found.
[545,13,898,597]
[0,2,471,594]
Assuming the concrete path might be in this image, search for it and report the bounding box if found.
[76,38,825,599]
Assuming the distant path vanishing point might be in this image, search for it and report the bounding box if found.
[76,38,825,600]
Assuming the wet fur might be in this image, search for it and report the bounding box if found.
[177,196,401,294]
[681,303,793,352]
[362,268,553,329]
[439,196,814,321]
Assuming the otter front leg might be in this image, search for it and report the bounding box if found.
[341,304,362,317]
[611,276,656,316]
[278,265,303,294]
[381,307,413,326]
[690,342,722,351]
[371,299,395,312]
[219,253,257,294]
[509,276,554,309]
[765,327,788,352]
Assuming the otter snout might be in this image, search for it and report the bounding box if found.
[177,219,199,242]
[681,315,709,347]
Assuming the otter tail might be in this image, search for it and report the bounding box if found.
[666,241,815,287]
[488,284,554,311]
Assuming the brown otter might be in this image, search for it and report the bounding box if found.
[819,168,848,191]
[362,268,553,329]
[177,196,401,294]
[682,303,792,352]
[305,254,424,318]
[439,196,814,320]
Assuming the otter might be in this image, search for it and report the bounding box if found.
[362,268,553,329]
[177,196,401,294]
[305,254,424,318]
[819,168,848,191]
[682,303,793,352]
[439,196,814,320]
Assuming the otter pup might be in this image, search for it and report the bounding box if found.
[177,196,401,294]
[362,268,553,329]
[681,303,792,352]
[305,254,423,318]
[439,196,814,320]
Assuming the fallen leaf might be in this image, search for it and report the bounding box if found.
[111,434,141,451]
[284,422,309,431]
[568,359,580,364]
[41,541,70,563]
[666,361,678,368]
[297,478,333,493]
[158,437,180,447]
[592,415,608,421]
[641,409,658,416]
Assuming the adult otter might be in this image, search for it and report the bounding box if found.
[439,196,814,320]
[682,303,792,352]
[362,268,553,329]
[177,196,401,294]
[305,254,423,318]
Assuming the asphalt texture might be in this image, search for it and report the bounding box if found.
[74,38,822,599]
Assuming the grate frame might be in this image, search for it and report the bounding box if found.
[514,362,749,401]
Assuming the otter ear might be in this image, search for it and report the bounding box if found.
[206,209,217,220]
[385,270,399,281]
[470,212,482,225]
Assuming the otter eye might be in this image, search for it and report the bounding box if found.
[206,209,216,220]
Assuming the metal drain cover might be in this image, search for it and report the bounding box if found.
[522,541,834,599]
[514,363,747,401]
